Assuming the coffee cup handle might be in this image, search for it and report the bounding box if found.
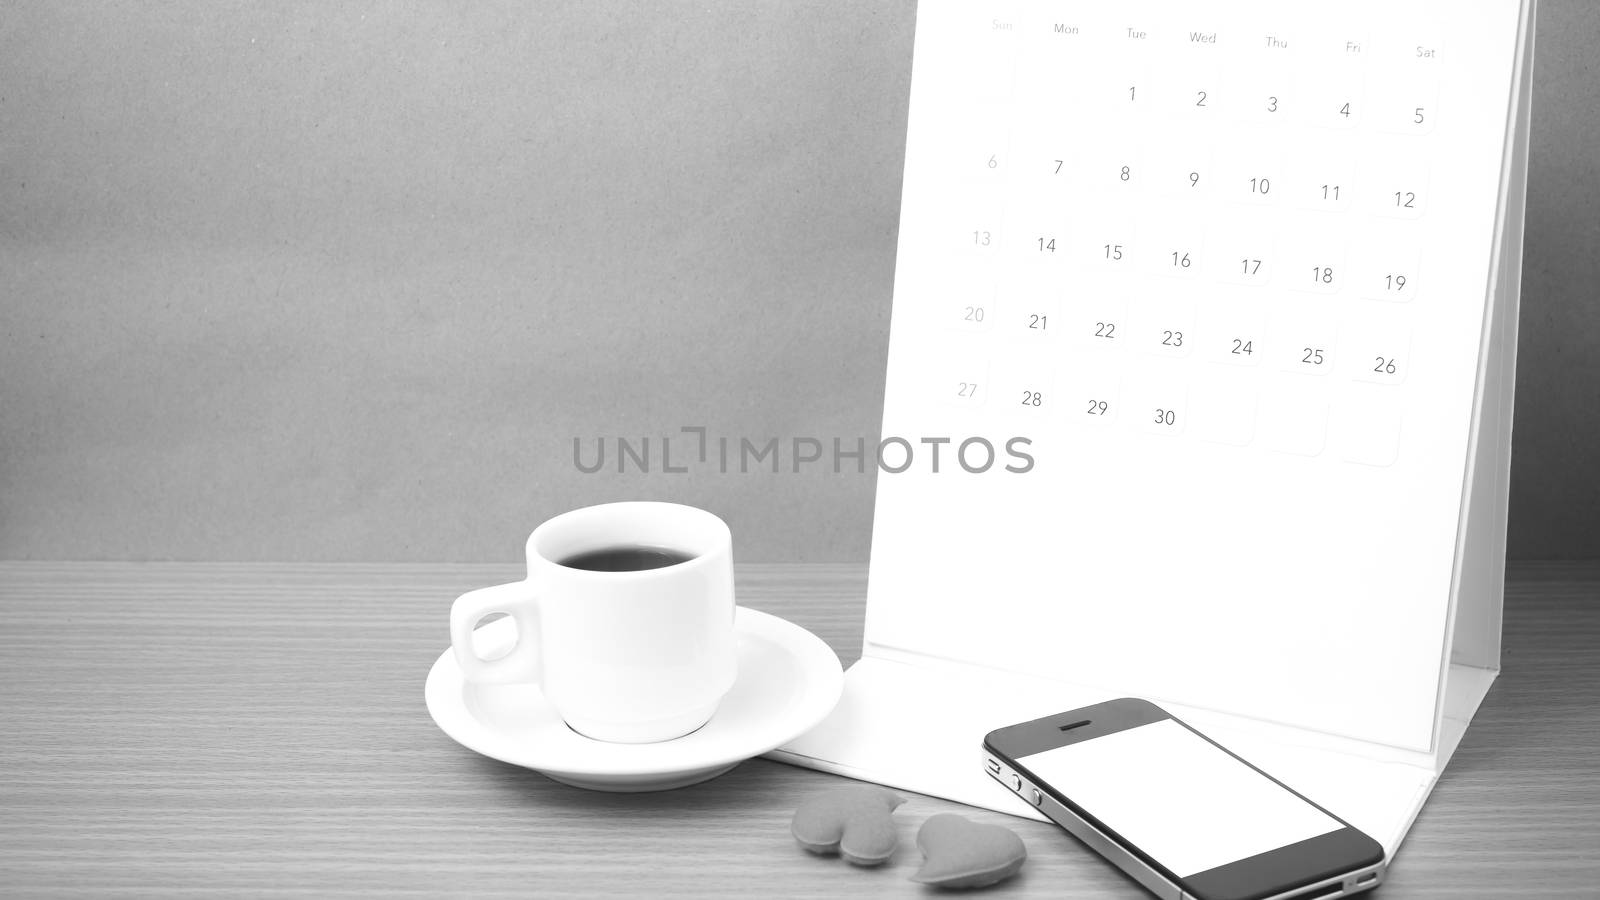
[449,581,542,685]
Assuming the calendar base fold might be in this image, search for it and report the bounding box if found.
[768,652,1495,859]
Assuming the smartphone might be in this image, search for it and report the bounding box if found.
[983,698,1385,900]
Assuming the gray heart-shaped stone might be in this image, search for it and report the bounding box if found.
[791,786,906,866]
[911,813,1027,888]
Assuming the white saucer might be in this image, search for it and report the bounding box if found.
[425,606,844,791]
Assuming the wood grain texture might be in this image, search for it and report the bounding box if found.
[1,562,1597,898]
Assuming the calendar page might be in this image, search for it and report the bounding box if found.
[868,0,1525,752]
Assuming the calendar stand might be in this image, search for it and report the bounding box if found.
[772,0,1534,860]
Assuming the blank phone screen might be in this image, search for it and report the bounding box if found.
[1019,719,1342,878]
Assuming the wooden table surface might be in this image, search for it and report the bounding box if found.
[2,562,1597,898]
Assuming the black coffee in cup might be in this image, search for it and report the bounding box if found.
[557,546,695,572]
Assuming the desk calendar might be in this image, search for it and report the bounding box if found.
[775,0,1535,857]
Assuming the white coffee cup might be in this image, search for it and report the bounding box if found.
[449,501,737,744]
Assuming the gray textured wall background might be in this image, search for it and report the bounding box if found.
[1,1,1595,562]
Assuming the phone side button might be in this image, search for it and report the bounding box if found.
[1030,788,1043,807]
[1009,773,1022,792]
[985,757,1002,776]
